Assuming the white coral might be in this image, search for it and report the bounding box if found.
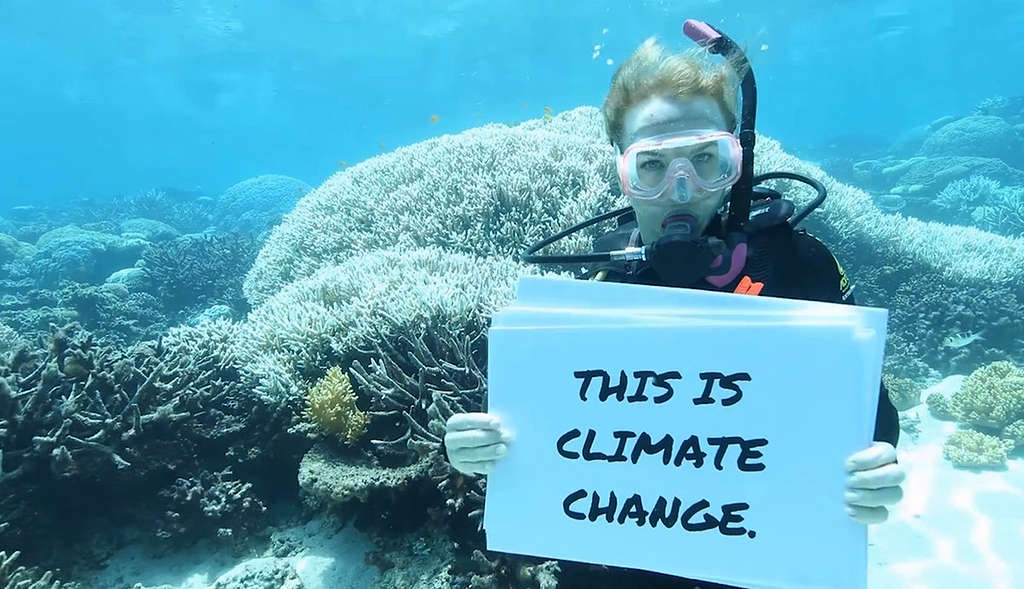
[243,109,621,306]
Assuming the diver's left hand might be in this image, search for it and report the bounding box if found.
[843,441,905,524]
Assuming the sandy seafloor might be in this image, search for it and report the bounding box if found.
[868,375,1024,589]
[76,376,1022,589]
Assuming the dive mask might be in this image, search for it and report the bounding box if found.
[617,130,743,201]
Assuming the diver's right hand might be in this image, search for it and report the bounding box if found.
[444,412,511,476]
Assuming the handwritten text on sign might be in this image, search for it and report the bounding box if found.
[558,368,765,538]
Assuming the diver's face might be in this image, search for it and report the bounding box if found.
[620,95,731,243]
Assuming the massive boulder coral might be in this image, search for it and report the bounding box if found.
[0,233,35,267]
[32,225,149,285]
[919,115,1023,165]
[214,174,312,236]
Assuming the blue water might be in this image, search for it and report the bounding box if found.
[2,0,1021,206]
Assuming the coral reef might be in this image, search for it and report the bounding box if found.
[830,97,1024,236]
[0,233,35,266]
[243,106,1024,384]
[32,225,149,286]
[942,429,1014,469]
[882,374,923,411]
[207,557,302,589]
[213,174,312,236]
[0,323,21,356]
[242,112,617,306]
[947,361,1024,431]
[119,218,181,243]
[349,324,490,524]
[157,468,268,546]
[298,442,431,503]
[1003,419,1024,449]
[919,115,1023,165]
[236,246,544,527]
[236,247,534,399]
[140,232,259,318]
[0,548,64,589]
[303,367,368,446]
[753,130,1024,380]
[0,321,306,565]
[936,176,1024,237]
[55,282,168,346]
[926,392,956,420]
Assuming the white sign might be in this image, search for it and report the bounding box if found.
[483,277,888,589]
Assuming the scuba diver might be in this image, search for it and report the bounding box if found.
[444,19,904,589]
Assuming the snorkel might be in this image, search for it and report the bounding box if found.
[684,19,756,233]
[521,19,827,287]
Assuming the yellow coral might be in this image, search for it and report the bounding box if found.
[303,366,368,445]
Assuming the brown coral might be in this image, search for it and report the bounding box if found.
[303,366,368,445]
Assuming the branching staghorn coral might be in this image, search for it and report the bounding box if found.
[157,467,267,543]
[976,185,1024,238]
[141,232,260,318]
[349,322,489,522]
[0,549,63,589]
[0,319,303,561]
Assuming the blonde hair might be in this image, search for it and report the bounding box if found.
[603,37,740,149]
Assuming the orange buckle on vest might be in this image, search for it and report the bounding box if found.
[734,275,764,296]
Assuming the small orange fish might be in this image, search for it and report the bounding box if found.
[543,105,553,121]
[338,160,347,168]
[379,141,387,150]
[430,114,440,123]
[520,102,527,109]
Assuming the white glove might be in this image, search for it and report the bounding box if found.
[444,412,511,476]
[844,441,905,524]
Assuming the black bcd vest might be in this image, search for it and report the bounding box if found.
[586,201,801,296]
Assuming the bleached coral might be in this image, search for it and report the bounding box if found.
[236,247,541,399]
[0,322,21,355]
[0,548,63,589]
[242,111,621,306]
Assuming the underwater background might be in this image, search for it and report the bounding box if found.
[1,0,1023,588]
